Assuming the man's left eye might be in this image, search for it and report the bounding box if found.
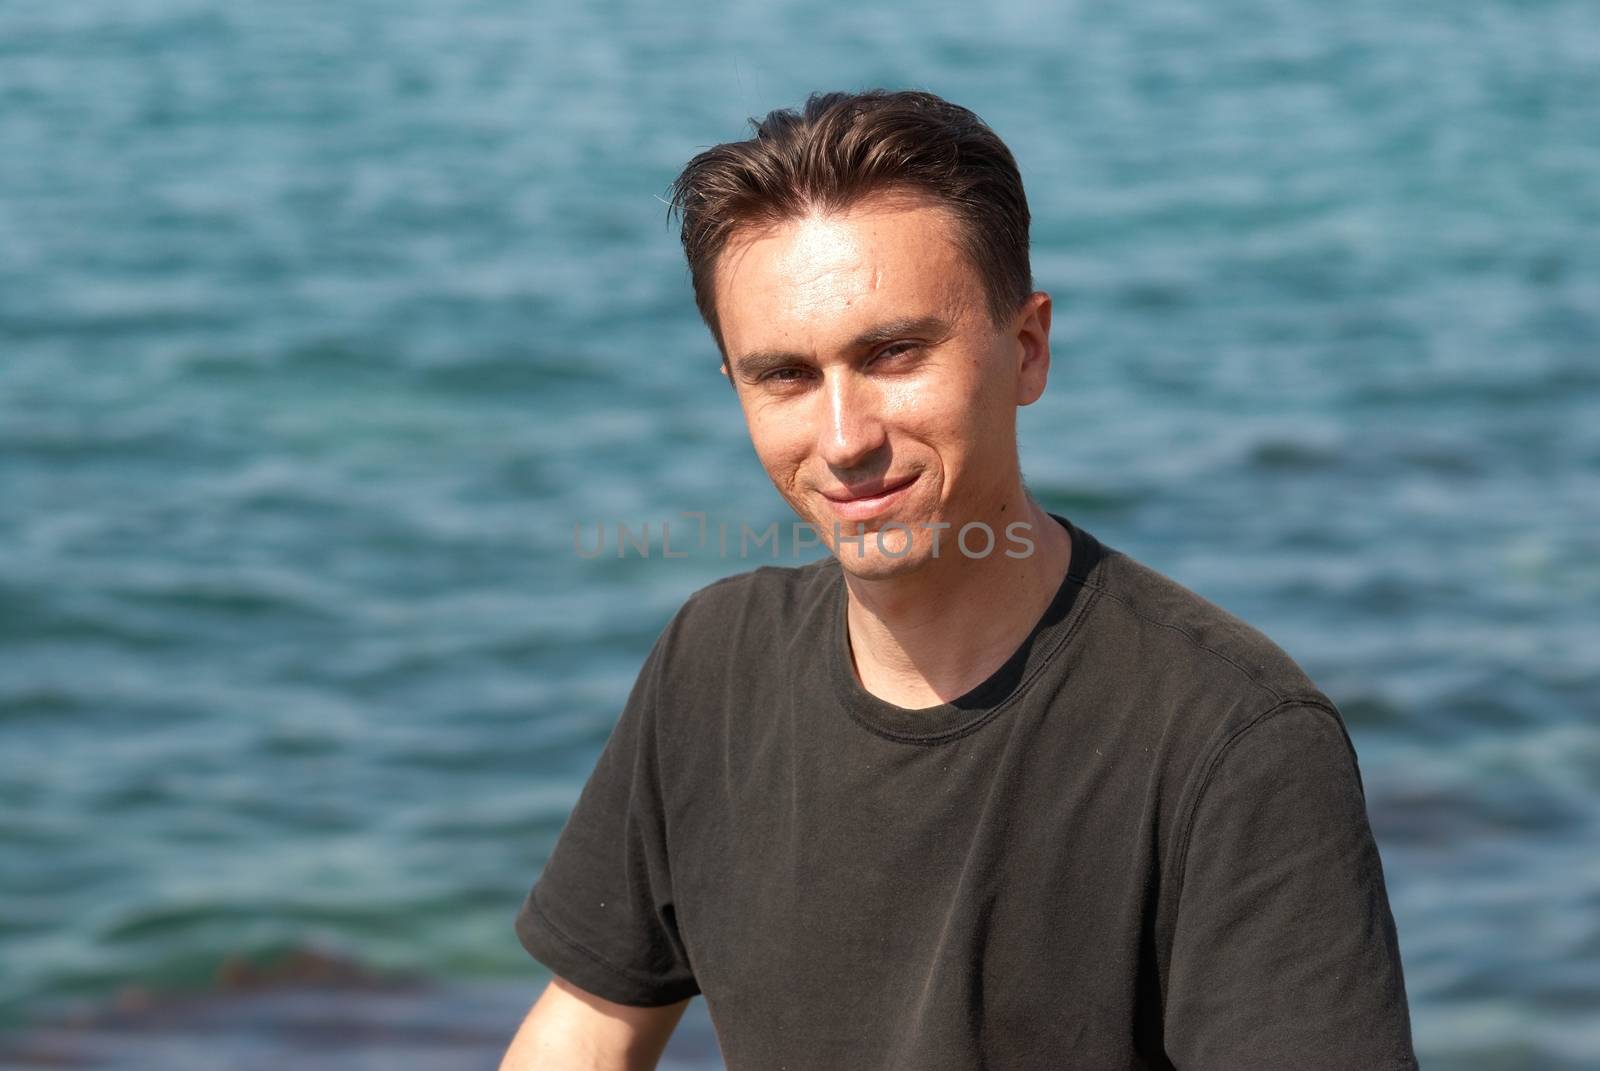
[874,342,918,363]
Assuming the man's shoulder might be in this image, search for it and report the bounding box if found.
[1068,536,1362,853]
[635,559,839,757]
[1080,535,1333,717]
[656,556,840,660]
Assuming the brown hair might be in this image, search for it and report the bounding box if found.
[667,89,1033,352]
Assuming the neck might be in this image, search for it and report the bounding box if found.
[841,493,1073,709]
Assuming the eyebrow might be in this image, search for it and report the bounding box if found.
[731,315,953,382]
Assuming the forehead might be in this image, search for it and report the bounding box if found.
[713,194,983,352]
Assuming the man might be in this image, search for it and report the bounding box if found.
[501,90,1417,1070]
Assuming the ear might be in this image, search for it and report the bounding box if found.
[1013,291,1053,406]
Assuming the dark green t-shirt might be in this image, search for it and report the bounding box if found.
[515,514,1417,1069]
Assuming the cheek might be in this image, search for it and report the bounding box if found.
[744,407,809,474]
[883,362,991,443]
[877,378,923,418]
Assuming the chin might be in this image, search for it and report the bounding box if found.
[833,546,930,581]
[824,522,937,580]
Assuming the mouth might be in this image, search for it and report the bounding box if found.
[818,473,919,522]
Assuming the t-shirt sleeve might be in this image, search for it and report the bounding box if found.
[513,620,700,1006]
[1164,702,1418,1070]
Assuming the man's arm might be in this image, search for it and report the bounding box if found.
[498,976,690,1071]
[1164,702,1416,1069]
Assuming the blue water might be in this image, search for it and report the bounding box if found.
[2,1,1598,1066]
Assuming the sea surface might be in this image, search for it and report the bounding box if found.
[2,1,1597,1067]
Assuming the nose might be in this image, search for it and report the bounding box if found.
[817,368,887,472]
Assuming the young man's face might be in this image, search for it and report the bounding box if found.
[713,191,1051,579]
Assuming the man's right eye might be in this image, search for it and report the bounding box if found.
[764,367,810,384]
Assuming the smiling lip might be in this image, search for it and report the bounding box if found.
[820,474,918,521]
